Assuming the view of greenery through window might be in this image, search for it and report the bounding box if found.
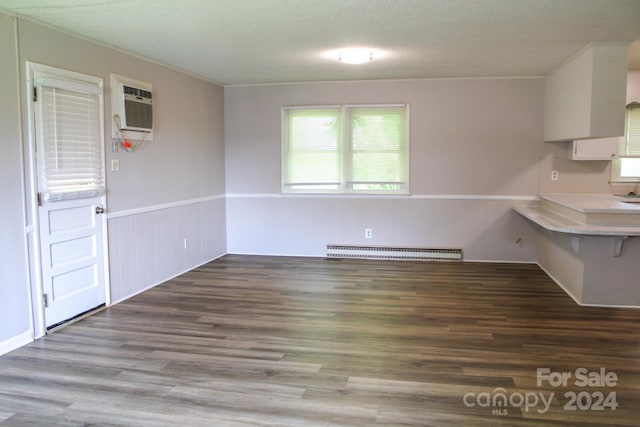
[289,113,340,190]
[283,105,408,193]
[351,111,403,191]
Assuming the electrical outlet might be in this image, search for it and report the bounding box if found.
[183,238,189,249]
[551,170,559,181]
[365,228,373,239]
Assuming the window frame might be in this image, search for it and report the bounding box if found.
[282,104,410,195]
[611,102,640,183]
[281,105,343,193]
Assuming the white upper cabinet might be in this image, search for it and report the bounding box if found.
[570,137,619,161]
[544,43,628,142]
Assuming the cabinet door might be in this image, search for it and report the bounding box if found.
[570,137,619,160]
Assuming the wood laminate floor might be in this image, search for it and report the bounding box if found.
[1,255,640,426]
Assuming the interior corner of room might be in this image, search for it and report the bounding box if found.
[1,3,640,355]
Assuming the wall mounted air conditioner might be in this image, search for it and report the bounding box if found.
[111,74,154,141]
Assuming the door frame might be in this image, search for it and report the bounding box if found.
[24,61,111,338]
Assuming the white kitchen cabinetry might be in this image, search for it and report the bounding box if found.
[544,43,628,142]
[570,137,619,160]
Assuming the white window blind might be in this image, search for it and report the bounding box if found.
[282,105,409,194]
[620,103,640,156]
[283,108,341,191]
[348,106,407,192]
[36,78,105,201]
[614,102,640,181]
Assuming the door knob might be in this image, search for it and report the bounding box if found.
[95,206,105,214]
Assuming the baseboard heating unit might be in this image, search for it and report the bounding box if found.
[326,245,463,261]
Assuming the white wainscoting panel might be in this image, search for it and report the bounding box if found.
[226,194,538,263]
[108,196,226,303]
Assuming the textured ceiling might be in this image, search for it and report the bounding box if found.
[2,0,640,85]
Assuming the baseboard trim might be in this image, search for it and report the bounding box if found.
[576,302,640,309]
[465,259,537,264]
[0,330,33,356]
[227,251,537,264]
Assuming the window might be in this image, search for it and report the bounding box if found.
[282,105,409,194]
[34,71,105,201]
[612,102,640,182]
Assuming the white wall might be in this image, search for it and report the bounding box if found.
[0,12,227,351]
[225,78,544,261]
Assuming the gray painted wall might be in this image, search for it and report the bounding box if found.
[224,78,545,261]
[0,14,31,344]
[16,18,226,211]
[0,13,226,351]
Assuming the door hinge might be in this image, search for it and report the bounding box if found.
[43,293,49,308]
[37,192,42,206]
[33,86,37,102]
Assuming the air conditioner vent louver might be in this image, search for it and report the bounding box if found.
[326,245,462,261]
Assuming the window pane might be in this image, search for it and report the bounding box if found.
[282,105,408,194]
[287,183,340,191]
[626,105,640,155]
[349,107,407,190]
[352,113,402,151]
[620,158,640,178]
[352,153,402,182]
[614,104,640,182]
[351,183,405,191]
[284,108,340,190]
[291,115,338,150]
[288,152,339,183]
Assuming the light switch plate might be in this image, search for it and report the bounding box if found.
[111,159,120,172]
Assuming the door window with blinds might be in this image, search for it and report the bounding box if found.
[282,105,409,194]
[34,70,105,201]
[612,102,640,182]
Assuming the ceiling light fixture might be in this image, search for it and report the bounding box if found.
[338,48,374,65]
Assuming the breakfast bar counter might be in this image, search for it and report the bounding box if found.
[514,194,640,307]
[514,194,640,237]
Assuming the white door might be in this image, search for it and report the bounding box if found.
[31,64,108,329]
[38,197,106,327]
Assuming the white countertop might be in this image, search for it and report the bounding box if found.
[540,193,640,214]
[513,193,640,236]
[513,205,640,236]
